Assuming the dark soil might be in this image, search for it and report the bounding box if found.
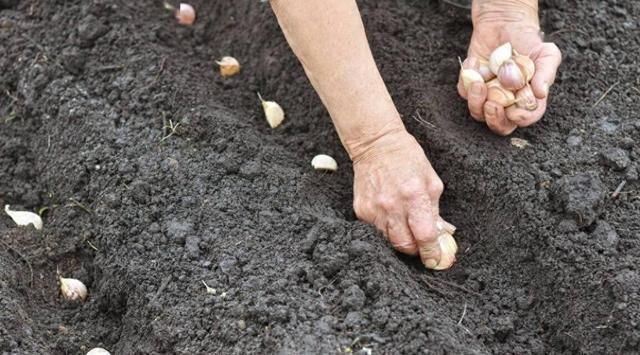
[1,0,639,354]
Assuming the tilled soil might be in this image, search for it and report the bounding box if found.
[1,0,639,354]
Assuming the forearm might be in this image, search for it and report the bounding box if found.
[270,0,403,160]
[472,0,538,26]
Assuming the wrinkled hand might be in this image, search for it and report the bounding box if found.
[352,128,455,270]
[457,1,561,135]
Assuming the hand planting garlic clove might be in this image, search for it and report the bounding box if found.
[258,93,285,128]
[489,42,512,75]
[4,205,43,230]
[59,276,88,302]
[86,348,111,355]
[216,56,241,77]
[498,59,526,91]
[515,85,538,111]
[311,154,338,171]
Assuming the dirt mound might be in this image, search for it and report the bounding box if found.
[1,0,639,354]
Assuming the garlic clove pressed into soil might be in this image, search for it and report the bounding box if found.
[4,205,43,230]
[311,154,338,171]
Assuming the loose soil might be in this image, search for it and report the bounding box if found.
[1,0,639,354]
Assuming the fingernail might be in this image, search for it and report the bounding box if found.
[470,82,482,96]
[424,258,438,269]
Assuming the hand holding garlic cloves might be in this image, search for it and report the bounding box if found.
[457,2,562,135]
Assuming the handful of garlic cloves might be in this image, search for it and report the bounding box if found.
[460,42,537,111]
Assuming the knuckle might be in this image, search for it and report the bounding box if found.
[374,195,395,211]
[426,178,444,199]
[399,179,423,199]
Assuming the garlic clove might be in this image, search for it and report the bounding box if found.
[4,205,43,230]
[497,59,526,91]
[175,3,195,26]
[59,277,88,302]
[487,83,516,107]
[515,85,538,111]
[432,233,458,270]
[489,42,512,75]
[258,93,285,128]
[513,53,535,82]
[311,154,338,171]
[477,58,496,81]
[458,57,484,91]
[436,218,457,235]
[216,56,241,77]
[86,348,111,355]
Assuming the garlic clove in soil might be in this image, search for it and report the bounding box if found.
[458,57,484,91]
[216,56,241,77]
[311,154,338,171]
[487,83,516,107]
[489,42,512,75]
[59,276,88,302]
[513,51,535,82]
[258,93,285,128]
[432,233,458,271]
[86,348,111,355]
[515,85,538,111]
[175,3,196,26]
[4,205,43,230]
[497,59,526,91]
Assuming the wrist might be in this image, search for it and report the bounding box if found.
[343,116,408,163]
[346,120,411,165]
[472,0,539,28]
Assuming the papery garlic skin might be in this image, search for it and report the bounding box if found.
[432,233,458,270]
[515,85,538,111]
[176,3,195,26]
[489,42,512,75]
[498,59,526,91]
[513,52,535,82]
[477,58,496,81]
[311,154,338,171]
[216,56,241,77]
[4,205,43,230]
[460,69,484,91]
[60,277,88,302]
[487,84,516,107]
[258,93,285,128]
[86,348,111,355]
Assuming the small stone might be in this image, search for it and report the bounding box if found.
[625,165,638,181]
[165,220,193,245]
[590,37,607,53]
[600,148,630,171]
[219,256,240,277]
[566,135,582,147]
[77,15,109,46]
[591,222,619,250]
[619,137,635,150]
[342,285,366,311]
[343,311,366,328]
[185,236,201,258]
[551,172,605,227]
[61,47,85,74]
[557,219,578,233]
